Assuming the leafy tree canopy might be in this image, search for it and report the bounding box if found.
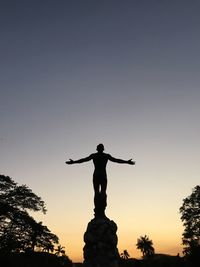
[120,249,130,260]
[0,174,58,253]
[180,185,200,257]
[0,175,46,214]
[136,235,155,259]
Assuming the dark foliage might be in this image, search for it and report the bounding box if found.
[120,249,130,260]
[180,185,200,265]
[0,175,58,253]
[0,251,72,267]
[136,235,155,259]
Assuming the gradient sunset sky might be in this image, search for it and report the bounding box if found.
[1,0,200,262]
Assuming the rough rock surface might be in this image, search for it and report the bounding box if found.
[83,217,119,267]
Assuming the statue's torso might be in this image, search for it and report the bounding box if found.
[91,152,110,176]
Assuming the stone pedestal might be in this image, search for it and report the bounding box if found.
[83,217,119,267]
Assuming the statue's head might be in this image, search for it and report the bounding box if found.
[96,143,104,152]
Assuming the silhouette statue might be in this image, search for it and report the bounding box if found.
[66,144,135,218]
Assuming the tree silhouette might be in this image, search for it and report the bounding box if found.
[42,243,54,253]
[180,185,200,262]
[136,235,155,258]
[0,175,46,214]
[120,249,130,260]
[0,175,58,253]
[55,245,65,256]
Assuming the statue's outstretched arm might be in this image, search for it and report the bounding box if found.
[108,155,135,165]
[66,155,93,164]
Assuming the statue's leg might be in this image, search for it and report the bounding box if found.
[93,177,100,196]
[101,178,107,213]
[100,178,107,195]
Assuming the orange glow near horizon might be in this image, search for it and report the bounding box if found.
[45,212,184,263]
[32,163,187,264]
[56,227,183,262]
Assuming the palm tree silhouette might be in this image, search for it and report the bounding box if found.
[120,249,130,260]
[55,245,65,256]
[136,235,154,258]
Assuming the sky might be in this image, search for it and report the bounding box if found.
[0,0,200,262]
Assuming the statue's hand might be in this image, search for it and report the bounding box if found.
[128,159,135,165]
[65,159,74,164]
